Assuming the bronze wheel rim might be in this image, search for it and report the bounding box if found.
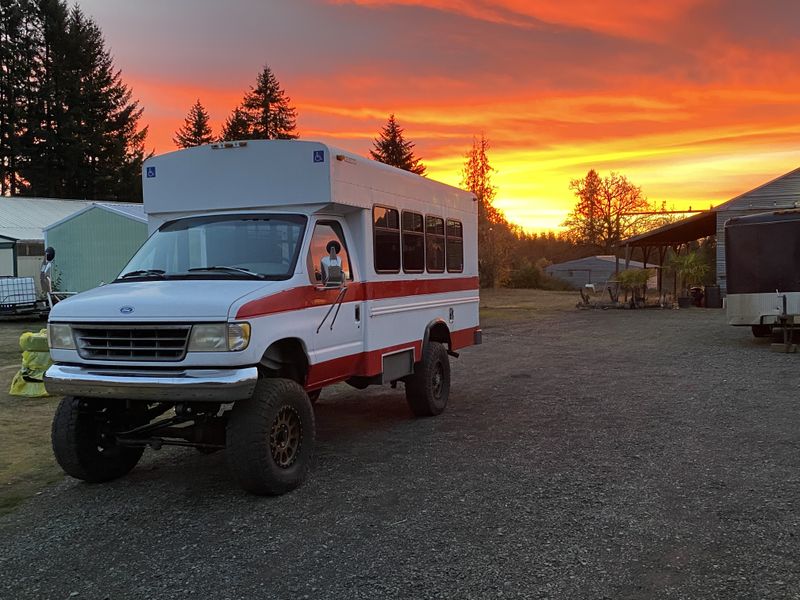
[269,405,302,468]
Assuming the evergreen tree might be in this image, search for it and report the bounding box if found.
[20,1,148,201]
[0,0,39,195]
[369,114,426,175]
[173,99,214,148]
[220,106,252,141]
[19,0,70,198]
[241,65,298,140]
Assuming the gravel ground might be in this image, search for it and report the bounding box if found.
[1,307,799,599]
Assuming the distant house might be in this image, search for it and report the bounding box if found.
[0,197,145,293]
[545,255,653,289]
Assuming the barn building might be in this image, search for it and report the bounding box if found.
[620,166,800,296]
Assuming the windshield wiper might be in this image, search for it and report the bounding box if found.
[118,269,166,280]
[187,266,265,279]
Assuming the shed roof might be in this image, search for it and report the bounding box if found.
[621,165,800,248]
[622,211,716,247]
[0,197,91,240]
[44,202,147,232]
[547,255,649,270]
[0,197,141,241]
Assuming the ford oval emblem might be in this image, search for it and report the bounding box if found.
[120,306,134,314]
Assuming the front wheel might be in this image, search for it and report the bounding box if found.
[405,341,451,417]
[51,396,145,483]
[226,378,315,495]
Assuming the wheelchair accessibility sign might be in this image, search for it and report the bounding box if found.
[146,166,156,178]
[313,150,325,163]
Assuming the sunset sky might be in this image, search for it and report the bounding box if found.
[76,0,800,231]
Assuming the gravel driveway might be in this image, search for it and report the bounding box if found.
[1,307,798,599]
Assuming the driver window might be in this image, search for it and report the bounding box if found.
[306,222,352,284]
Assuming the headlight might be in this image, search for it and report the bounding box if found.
[227,322,251,351]
[48,323,75,349]
[188,323,250,352]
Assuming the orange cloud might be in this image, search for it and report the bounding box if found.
[103,0,800,233]
[330,0,708,39]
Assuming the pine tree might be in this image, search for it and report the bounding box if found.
[20,2,148,201]
[0,0,39,195]
[241,65,298,140]
[220,106,252,141]
[369,114,426,175]
[21,0,70,198]
[173,99,214,148]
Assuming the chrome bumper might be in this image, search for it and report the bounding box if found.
[44,364,259,402]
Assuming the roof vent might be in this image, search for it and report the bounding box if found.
[211,141,248,150]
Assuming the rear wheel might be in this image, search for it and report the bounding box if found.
[226,378,315,495]
[405,341,450,417]
[752,324,773,338]
[51,396,145,483]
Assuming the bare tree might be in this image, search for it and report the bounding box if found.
[562,170,651,252]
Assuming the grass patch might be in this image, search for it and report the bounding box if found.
[479,289,577,323]
[0,319,62,517]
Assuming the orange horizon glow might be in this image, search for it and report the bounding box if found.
[80,0,800,233]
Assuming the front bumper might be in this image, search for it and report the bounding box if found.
[43,364,259,402]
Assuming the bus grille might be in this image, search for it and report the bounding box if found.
[72,324,191,362]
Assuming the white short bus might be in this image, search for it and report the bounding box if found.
[45,140,481,495]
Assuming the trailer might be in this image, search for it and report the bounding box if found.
[44,140,481,495]
[725,209,800,338]
[0,276,41,316]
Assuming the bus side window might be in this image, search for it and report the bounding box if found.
[374,206,400,273]
[402,211,424,273]
[446,219,463,272]
[425,215,445,273]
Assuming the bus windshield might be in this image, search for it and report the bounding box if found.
[117,214,307,281]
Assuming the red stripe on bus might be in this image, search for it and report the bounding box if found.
[236,276,479,319]
[304,327,479,390]
[306,340,423,388]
